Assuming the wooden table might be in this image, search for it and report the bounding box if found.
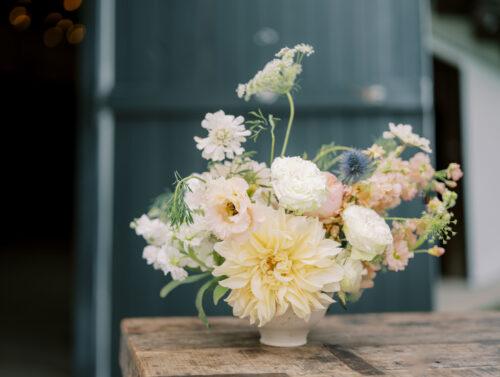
[120,312,500,377]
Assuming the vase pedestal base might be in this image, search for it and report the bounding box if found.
[257,308,327,347]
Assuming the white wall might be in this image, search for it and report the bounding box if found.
[461,63,500,288]
[433,38,500,288]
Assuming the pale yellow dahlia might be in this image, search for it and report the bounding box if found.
[212,207,344,326]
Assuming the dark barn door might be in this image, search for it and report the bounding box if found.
[76,1,434,376]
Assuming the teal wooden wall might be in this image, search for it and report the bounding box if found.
[76,1,434,376]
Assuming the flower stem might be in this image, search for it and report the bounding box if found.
[312,146,352,163]
[385,217,417,222]
[187,248,211,271]
[280,92,295,157]
[411,234,429,251]
[269,116,277,165]
[413,249,429,254]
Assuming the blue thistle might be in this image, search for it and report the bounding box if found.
[338,149,374,184]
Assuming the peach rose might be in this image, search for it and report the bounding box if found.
[307,172,344,219]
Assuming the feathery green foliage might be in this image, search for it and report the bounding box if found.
[166,172,194,228]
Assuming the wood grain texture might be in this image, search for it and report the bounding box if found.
[120,312,500,377]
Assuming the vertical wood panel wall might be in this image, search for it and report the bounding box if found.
[77,1,433,376]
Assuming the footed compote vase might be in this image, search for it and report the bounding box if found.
[258,308,328,347]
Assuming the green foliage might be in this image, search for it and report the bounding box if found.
[336,291,347,310]
[212,251,225,266]
[159,272,210,298]
[166,172,194,228]
[213,284,229,305]
[313,143,352,171]
[148,192,172,223]
[375,137,398,154]
[195,278,219,328]
[246,110,280,142]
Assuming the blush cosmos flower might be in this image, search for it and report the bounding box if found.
[194,111,250,161]
[212,207,344,326]
[271,156,327,213]
[342,205,393,261]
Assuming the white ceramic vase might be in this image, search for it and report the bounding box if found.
[258,308,328,347]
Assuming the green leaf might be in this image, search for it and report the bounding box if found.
[195,278,218,328]
[337,291,347,310]
[159,272,210,298]
[213,284,229,305]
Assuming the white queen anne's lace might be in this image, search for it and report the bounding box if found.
[236,44,314,101]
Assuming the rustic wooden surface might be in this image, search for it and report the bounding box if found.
[120,312,500,377]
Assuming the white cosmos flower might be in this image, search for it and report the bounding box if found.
[342,205,393,261]
[194,111,250,161]
[132,215,172,246]
[271,156,327,213]
[383,123,432,153]
[212,207,343,327]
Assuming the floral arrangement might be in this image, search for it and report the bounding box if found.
[131,44,463,327]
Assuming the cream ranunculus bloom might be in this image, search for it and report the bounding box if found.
[212,207,344,326]
[342,205,393,261]
[271,156,327,213]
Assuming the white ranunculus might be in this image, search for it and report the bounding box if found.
[271,156,327,213]
[342,205,393,261]
[340,258,365,294]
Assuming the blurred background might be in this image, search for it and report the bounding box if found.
[1,0,499,376]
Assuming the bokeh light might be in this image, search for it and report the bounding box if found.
[9,6,27,24]
[66,24,86,44]
[63,0,82,12]
[9,6,31,31]
[11,14,31,31]
[45,12,63,25]
[44,26,64,48]
[57,19,74,31]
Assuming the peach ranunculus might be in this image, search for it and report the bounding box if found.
[307,172,344,219]
[204,176,253,239]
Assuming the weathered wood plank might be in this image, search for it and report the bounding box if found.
[120,312,500,377]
